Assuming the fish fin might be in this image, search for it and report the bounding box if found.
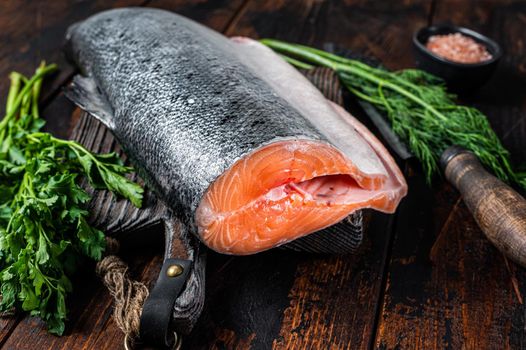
[64,75,115,129]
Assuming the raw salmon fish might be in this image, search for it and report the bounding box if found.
[65,8,407,255]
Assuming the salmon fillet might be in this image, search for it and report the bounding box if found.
[66,8,406,256]
[195,38,407,254]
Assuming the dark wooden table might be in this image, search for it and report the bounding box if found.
[1,1,526,349]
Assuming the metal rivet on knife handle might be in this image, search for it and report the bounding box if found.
[166,264,184,277]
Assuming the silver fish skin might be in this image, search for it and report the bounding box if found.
[65,8,406,256]
[65,8,385,236]
[65,8,332,231]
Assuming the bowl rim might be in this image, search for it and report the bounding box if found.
[413,24,502,67]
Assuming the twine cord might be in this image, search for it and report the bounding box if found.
[96,237,149,348]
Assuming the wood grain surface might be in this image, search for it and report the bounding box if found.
[0,0,525,349]
[375,1,526,349]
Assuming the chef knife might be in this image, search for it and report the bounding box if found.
[359,101,526,267]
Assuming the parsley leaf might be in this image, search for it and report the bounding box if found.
[0,62,143,334]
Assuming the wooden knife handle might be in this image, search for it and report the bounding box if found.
[440,146,526,266]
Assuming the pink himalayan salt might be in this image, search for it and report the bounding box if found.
[426,32,493,64]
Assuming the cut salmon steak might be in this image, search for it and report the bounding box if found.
[196,38,407,255]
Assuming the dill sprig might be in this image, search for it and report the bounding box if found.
[261,39,526,189]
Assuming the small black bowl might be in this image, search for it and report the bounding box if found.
[413,25,502,93]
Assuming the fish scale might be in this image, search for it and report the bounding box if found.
[65,7,406,255]
[66,8,328,231]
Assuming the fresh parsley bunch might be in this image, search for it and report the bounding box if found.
[0,63,143,335]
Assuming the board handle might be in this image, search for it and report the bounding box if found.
[440,146,526,266]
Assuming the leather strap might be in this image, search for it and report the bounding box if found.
[139,258,192,348]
